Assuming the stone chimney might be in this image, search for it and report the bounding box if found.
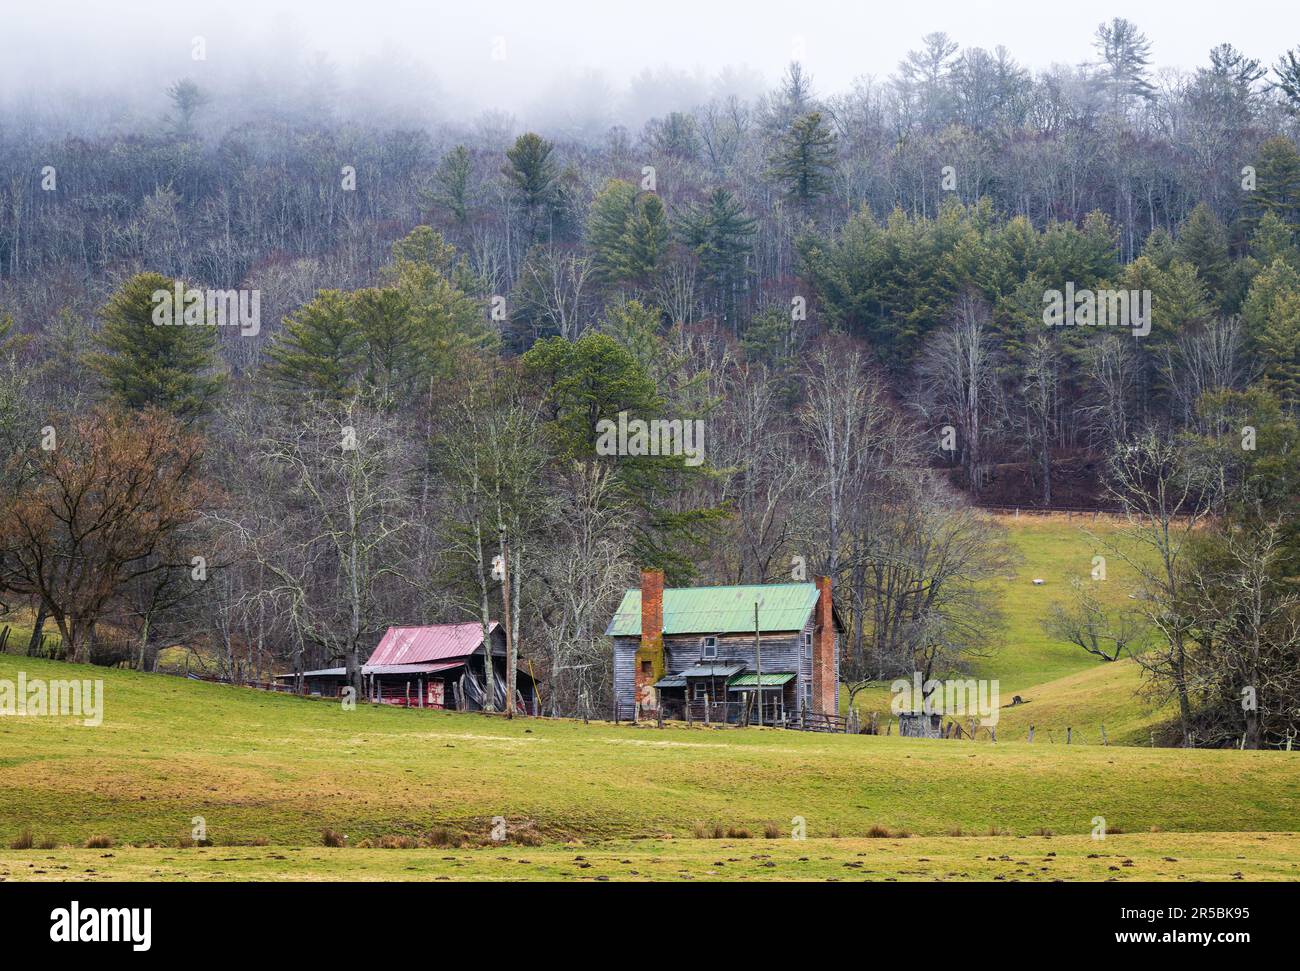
[635,568,665,710]
[812,575,836,715]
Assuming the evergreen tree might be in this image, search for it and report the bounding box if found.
[264,289,364,402]
[91,271,224,421]
[770,111,837,212]
[1092,17,1156,113]
[383,226,496,380]
[586,180,668,289]
[352,286,421,407]
[1248,137,1300,228]
[428,145,476,235]
[502,132,559,244]
[1176,203,1233,308]
[677,188,757,331]
[1272,47,1300,115]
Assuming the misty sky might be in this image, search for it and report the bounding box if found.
[4,0,1299,123]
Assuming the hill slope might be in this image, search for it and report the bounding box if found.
[0,655,1294,851]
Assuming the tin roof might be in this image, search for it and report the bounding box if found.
[364,662,464,676]
[728,672,796,688]
[275,667,346,679]
[605,583,820,637]
[679,663,745,678]
[368,622,498,666]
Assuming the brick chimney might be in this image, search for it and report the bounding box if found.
[811,575,836,715]
[635,568,665,711]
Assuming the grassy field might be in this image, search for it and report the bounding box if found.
[0,653,1297,882]
[5,832,1298,882]
[846,515,1174,745]
[1,516,1294,881]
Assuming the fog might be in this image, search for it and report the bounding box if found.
[2,0,1296,135]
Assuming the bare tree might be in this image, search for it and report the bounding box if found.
[1045,577,1146,662]
[1100,428,1217,744]
[914,292,1004,495]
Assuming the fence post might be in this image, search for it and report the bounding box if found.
[1100,723,1107,746]
[1027,725,1034,743]
[1066,726,1072,745]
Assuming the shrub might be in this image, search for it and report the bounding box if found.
[321,829,346,847]
[866,824,892,839]
[37,838,58,850]
[763,822,781,839]
[84,835,113,849]
[428,826,459,848]
[725,827,751,839]
[9,828,33,850]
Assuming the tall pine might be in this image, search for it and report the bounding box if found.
[92,271,224,421]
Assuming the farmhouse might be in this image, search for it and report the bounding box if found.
[276,621,537,713]
[606,569,841,724]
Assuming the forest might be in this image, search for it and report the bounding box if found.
[0,18,1297,747]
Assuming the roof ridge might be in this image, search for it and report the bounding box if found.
[621,581,815,593]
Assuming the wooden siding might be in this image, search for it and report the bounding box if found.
[613,615,837,715]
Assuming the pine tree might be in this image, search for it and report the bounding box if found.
[678,188,757,331]
[586,180,668,288]
[383,227,496,380]
[1248,137,1300,228]
[91,271,224,421]
[1272,47,1300,115]
[502,133,559,244]
[1176,203,1232,307]
[1259,292,1300,409]
[428,145,475,234]
[352,286,422,407]
[1092,17,1156,113]
[770,111,837,212]
[264,289,364,402]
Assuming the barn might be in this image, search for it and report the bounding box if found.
[605,569,842,724]
[277,621,537,713]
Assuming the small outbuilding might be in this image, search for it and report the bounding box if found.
[276,621,536,713]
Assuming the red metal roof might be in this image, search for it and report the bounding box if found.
[367,622,497,666]
[364,661,465,676]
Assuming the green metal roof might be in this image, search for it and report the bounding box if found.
[605,583,819,637]
[727,672,796,688]
[678,663,745,679]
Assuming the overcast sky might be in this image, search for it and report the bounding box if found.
[4,0,1298,121]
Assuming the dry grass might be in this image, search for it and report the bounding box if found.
[320,829,346,848]
[9,828,33,850]
[83,835,113,849]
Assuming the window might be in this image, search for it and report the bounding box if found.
[803,631,813,659]
[640,661,652,675]
[693,683,708,700]
[700,636,718,659]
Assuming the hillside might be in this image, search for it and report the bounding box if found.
[1,655,1295,851]
[846,515,1174,745]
